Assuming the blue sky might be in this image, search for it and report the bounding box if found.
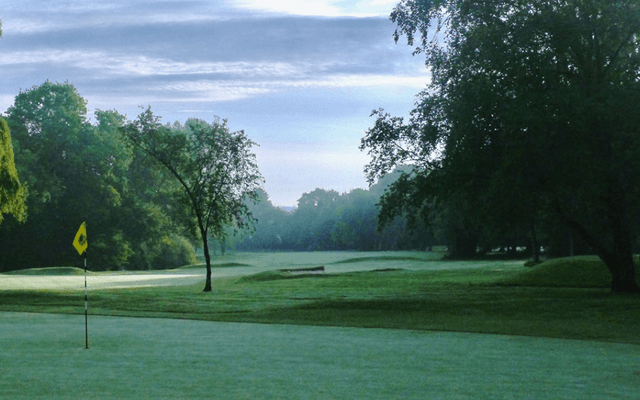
[0,0,428,206]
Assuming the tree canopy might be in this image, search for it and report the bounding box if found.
[0,81,437,273]
[361,0,640,291]
[1,82,197,271]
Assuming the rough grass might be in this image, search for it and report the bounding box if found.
[2,267,92,276]
[1,254,639,344]
[498,255,639,288]
[196,250,444,269]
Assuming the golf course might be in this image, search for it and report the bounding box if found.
[1,251,639,398]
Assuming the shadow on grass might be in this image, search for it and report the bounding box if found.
[332,256,429,264]
[251,287,640,344]
[0,291,81,310]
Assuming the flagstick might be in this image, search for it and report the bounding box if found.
[84,251,89,350]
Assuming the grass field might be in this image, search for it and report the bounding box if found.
[1,252,639,344]
[2,252,640,399]
[4,312,640,399]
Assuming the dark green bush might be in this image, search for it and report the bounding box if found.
[151,234,197,270]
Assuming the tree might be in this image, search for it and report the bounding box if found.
[1,82,205,272]
[291,189,341,250]
[122,108,264,291]
[235,189,293,251]
[362,0,640,291]
[3,82,139,270]
[0,118,27,225]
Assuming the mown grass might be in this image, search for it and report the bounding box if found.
[1,254,639,344]
[332,255,429,264]
[2,267,93,276]
[498,255,618,288]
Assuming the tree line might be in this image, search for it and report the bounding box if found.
[232,168,435,253]
[0,78,620,275]
[0,81,195,271]
[0,81,435,274]
[0,81,263,276]
[361,0,640,292]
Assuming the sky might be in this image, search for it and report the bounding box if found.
[0,0,428,207]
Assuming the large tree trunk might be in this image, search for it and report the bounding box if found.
[558,203,639,293]
[448,231,478,259]
[603,186,640,293]
[600,215,639,293]
[600,252,639,293]
[576,235,639,293]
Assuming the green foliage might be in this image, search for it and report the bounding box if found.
[0,118,27,225]
[92,230,134,271]
[0,82,196,272]
[122,108,264,290]
[0,79,444,271]
[123,109,264,239]
[362,0,640,290]
[153,234,198,270]
[237,172,436,252]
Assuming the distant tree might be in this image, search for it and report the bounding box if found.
[291,189,340,250]
[332,189,374,250]
[122,108,264,291]
[362,0,640,291]
[236,189,292,251]
[0,118,27,226]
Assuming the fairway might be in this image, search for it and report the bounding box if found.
[2,312,639,399]
[2,252,640,398]
[0,251,523,291]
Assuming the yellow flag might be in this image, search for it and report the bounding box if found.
[73,222,88,255]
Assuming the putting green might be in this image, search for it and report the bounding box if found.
[1,312,639,399]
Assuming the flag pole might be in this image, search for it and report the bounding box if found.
[73,221,89,349]
[84,250,89,350]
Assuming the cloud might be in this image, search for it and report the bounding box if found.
[3,0,236,34]
[0,51,305,78]
[0,42,426,103]
[1,0,426,207]
[231,0,343,16]
[5,15,406,69]
[229,0,398,17]
[0,48,292,74]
